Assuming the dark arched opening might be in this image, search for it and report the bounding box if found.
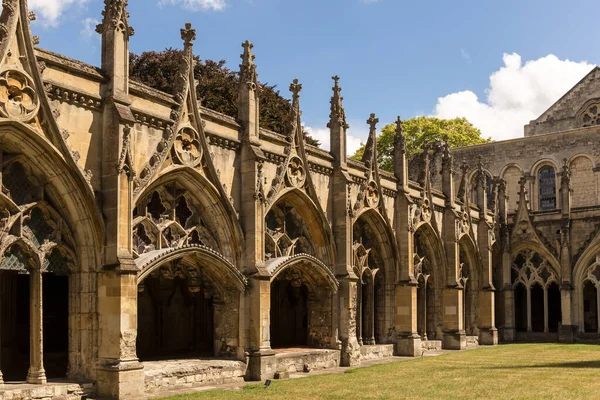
[42,272,69,378]
[374,271,385,343]
[583,281,598,333]
[547,282,561,333]
[514,283,527,332]
[531,283,544,332]
[137,265,217,361]
[0,271,30,381]
[271,276,308,348]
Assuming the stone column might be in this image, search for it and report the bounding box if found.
[498,180,515,342]
[27,268,46,384]
[328,77,360,366]
[559,283,574,342]
[245,277,275,380]
[96,267,143,398]
[357,282,363,345]
[558,160,575,342]
[474,166,497,345]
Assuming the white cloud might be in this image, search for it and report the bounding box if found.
[158,0,227,11]
[29,0,88,27]
[434,53,594,141]
[80,17,99,41]
[305,120,367,156]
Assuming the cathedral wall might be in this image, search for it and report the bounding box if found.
[452,126,600,212]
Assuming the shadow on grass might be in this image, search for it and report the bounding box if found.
[488,360,600,369]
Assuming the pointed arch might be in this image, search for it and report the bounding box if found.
[413,222,446,280]
[135,245,247,293]
[134,165,244,265]
[265,254,339,292]
[266,187,335,267]
[0,121,103,271]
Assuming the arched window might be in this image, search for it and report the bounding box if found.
[538,166,556,210]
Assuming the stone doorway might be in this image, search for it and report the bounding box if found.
[42,273,69,379]
[137,269,215,361]
[583,280,598,333]
[0,271,30,381]
[270,278,308,348]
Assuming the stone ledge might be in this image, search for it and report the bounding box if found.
[143,359,247,396]
[274,349,341,373]
[360,344,394,360]
[0,381,95,400]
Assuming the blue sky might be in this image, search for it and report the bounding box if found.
[30,0,600,152]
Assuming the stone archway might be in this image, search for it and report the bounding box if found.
[266,255,338,350]
[136,247,246,361]
[511,249,561,338]
[0,157,80,383]
[413,223,445,341]
[459,237,480,337]
[352,209,396,345]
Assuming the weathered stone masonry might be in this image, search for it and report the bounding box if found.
[0,0,599,398]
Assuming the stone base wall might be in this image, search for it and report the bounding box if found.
[421,340,443,352]
[360,344,394,360]
[274,349,341,373]
[466,335,479,348]
[143,359,247,395]
[0,382,95,400]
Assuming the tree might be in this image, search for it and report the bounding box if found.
[129,49,320,146]
[351,116,490,172]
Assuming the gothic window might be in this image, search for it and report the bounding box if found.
[133,185,220,257]
[538,166,556,210]
[581,103,600,127]
[511,249,561,333]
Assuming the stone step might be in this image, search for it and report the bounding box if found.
[360,344,394,360]
[143,359,246,396]
[466,335,479,348]
[274,349,340,373]
[0,381,95,400]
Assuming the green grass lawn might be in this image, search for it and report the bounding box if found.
[162,344,600,399]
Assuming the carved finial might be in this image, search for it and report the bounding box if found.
[394,116,406,152]
[441,141,452,172]
[240,40,257,88]
[457,160,471,200]
[362,113,379,168]
[181,22,196,50]
[518,176,527,196]
[460,159,470,176]
[328,75,349,129]
[290,78,302,110]
[96,0,134,36]
[241,40,255,65]
[367,113,379,134]
[28,12,36,21]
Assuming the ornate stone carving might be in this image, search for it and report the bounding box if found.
[96,0,134,36]
[581,102,600,127]
[365,181,380,209]
[173,127,202,167]
[0,69,39,122]
[285,156,306,188]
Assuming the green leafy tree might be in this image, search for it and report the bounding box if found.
[129,49,320,146]
[351,116,490,172]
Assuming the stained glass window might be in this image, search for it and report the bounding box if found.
[539,166,556,210]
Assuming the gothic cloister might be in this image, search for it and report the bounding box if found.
[1,1,600,398]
